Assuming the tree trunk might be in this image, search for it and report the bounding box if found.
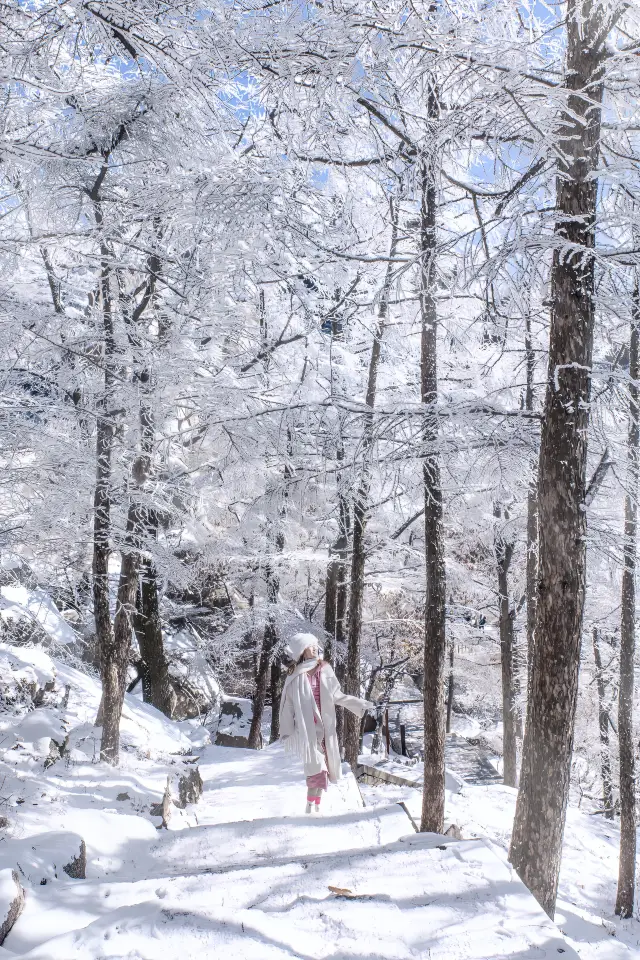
[125,379,174,719]
[265,424,292,743]
[249,549,281,749]
[446,640,454,735]
[494,506,518,788]
[419,139,447,834]
[120,225,173,719]
[327,525,349,750]
[615,287,639,918]
[93,408,114,732]
[591,627,614,819]
[92,176,118,759]
[344,489,368,768]
[248,609,276,750]
[509,0,605,917]
[268,492,289,743]
[525,312,539,704]
[137,556,174,716]
[325,440,350,667]
[344,204,399,770]
[101,547,138,763]
[325,313,351,749]
[129,394,173,718]
[269,660,283,743]
[324,557,339,664]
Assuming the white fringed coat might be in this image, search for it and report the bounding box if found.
[279,661,369,783]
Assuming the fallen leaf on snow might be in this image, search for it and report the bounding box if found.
[328,885,354,897]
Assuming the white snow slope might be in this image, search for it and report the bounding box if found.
[362,782,640,959]
[0,643,609,959]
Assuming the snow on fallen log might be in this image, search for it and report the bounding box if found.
[0,869,24,945]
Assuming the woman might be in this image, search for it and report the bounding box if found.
[279,632,372,814]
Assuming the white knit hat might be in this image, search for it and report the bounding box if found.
[284,632,319,663]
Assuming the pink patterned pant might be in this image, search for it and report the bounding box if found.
[307,664,329,799]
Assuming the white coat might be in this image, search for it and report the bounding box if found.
[279,660,369,783]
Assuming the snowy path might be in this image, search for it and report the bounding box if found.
[8,831,582,960]
[0,647,588,959]
[4,739,581,960]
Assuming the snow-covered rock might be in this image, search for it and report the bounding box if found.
[0,646,56,716]
[2,832,86,885]
[62,722,100,764]
[13,708,68,758]
[215,696,253,747]
[165,630,222,722]
[0,585,78,650]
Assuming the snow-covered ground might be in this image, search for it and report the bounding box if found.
[361,780,640,959]
[0,642,631,959]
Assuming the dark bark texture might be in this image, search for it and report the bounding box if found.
[419,146,447,835]
[91,168,119,762]
[102,547,138,764]
[324,372,350,749]
[248,600,276,750]
[494,506,518,788]
[136,555,174,716]
[446,641,454,735]
[591,628,614,819]
[324,493,349,666]
[509,0,605,918]
[269,660,283,743]
[248,550,281,750]
[344,490,367,768]
[525,312,539,703]
[615,290,639,918]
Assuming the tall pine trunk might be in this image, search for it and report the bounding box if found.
[324,319,350,750]
[248,294,290,748]
[419,140,447,834]
[525,312,538,702]
[334,551,349,750]
[324,473,350,749]
[494,505,518,787]
[248,556,280,750]
[615,286,639,918]
[103,537,139,764]
[269,659,283,743]
[269,439,294,743]
[136,553,174,715]
[90,170,120,762]
[343,205,399,769]
[122,229,173,720]
[591,627,614,819]
[324,451,349,665]
[445,640,454,734]
[121,386,173,725]
[509,0,606,917]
